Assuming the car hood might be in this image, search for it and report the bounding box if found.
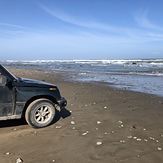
[18,78,56,88]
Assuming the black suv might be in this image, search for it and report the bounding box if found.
[0,64,67,128]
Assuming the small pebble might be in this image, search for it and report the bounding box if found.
[118,121,123,124]
[137,138,141,141]
[149,137,155,140]
[82,133,87,136]
[56,126,61,129]
[96,141,102,146]
[82,131,89,136]
[120,140,125,143]
[104,106,107,109]
[158,147,162,151]
[71,121,75,125]
[144,139,148,142]
[97,121,101,124]
[127,135,132,139]
[16,158,23,163]
[6,152,10,155]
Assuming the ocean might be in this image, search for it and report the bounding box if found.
[1,59,163,97]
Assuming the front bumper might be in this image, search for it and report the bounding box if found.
[56,97,67,110]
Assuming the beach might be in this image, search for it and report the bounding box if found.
[0,68,163,163]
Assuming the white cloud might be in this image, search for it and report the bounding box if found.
[40,4,163,43]
[134,9,163,31]
[0,23,26,29]
[40,4,130,34]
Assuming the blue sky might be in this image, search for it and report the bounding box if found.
[0,0,163,60]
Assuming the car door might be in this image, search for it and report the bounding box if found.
[0,75,15,117]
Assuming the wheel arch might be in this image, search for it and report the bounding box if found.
[22,95,57,117]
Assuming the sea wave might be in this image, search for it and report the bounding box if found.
[1,59,163,75]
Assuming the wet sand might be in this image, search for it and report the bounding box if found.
[0,68,163,163]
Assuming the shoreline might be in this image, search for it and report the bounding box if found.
[0,68,163,163]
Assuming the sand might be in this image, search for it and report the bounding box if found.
[0,68,163,163]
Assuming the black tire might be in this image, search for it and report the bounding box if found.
[25,98,56,128]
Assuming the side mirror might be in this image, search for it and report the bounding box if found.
[0,75,7,86]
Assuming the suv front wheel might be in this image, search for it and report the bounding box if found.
[25,98,56,128]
